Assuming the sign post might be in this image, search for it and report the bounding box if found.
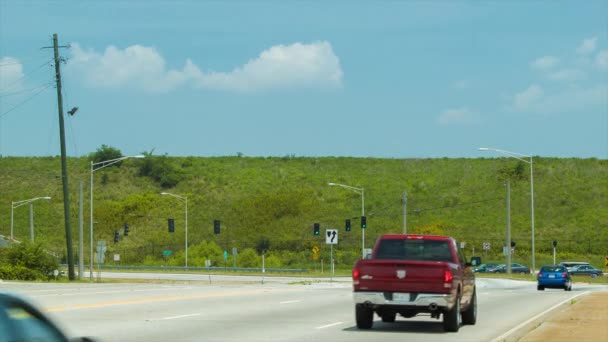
[326,229,337,282]
[95,240,106,281]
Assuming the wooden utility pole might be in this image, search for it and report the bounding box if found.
[46,33,75,280]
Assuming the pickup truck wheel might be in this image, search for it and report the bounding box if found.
[442,297,460,332]
[461,289,477,325]
[355,305,374,329]
[381,312,396,323]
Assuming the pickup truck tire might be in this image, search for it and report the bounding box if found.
[355,305,374,329]
[381,312,396,323]
[442,296,460,332]
[461,289,477,325]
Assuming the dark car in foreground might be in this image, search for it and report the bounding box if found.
[0,292,93,341]
[537,265,572,291]
[489,263,531,274]
[569,264,604,277]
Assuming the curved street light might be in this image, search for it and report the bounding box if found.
[90,154,144,282]
[10,196,52,240]
[161,192,188,269]
[479,147,535,272]
[328,182,365,258]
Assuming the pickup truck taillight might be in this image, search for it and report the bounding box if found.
[353,268,360,280]
[443,269,453,287]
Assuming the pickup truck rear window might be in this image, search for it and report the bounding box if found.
[375,239,452,262]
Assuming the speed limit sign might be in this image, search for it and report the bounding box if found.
[483,242,490,250]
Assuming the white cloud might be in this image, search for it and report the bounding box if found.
[576,37,597,55]
[0,57,25,93]
[513,84,606,114]
[596,50,608,70]
[67,41,343,92]
[514,84,544,110]
[546,68,585,81]
[437,107,475,125]
[530,56,559,70]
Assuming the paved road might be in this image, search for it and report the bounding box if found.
[1,277,606,342]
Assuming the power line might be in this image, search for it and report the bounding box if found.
[0,83,53,98]
[0,83,52,119]
[0,59,53,93]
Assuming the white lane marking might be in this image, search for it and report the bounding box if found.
[490,291,590,342]
[161,313,201,320]
[280,300,301,304]
[315,322,344,330]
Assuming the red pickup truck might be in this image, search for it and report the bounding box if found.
[352,234,478,332]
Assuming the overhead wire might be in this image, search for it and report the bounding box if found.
[0,83,53,119]
[0,58,53,94]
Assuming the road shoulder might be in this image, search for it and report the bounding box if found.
[516,290,608,341]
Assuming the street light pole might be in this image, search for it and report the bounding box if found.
[402,190,407,234]
[479,147,536,272]
[328,182,365,258]
[90,155,144,282]
[10,197,52,241]
[161,192,188,269]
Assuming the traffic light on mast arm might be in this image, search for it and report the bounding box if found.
[314,223,320,235]
[168,218,175,233]
[114,230,120,243]
[361,216,367,229]
[345,219,351,232]
[214,220,221,234]
[124,224,129,236]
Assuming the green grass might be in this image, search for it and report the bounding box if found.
[1,156,606,269]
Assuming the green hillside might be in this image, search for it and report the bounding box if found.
[1,155,607,270]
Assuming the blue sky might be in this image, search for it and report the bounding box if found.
[1,1,606,158]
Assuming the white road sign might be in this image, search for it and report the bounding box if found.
[326,229,338,245]
[483,242,490,250]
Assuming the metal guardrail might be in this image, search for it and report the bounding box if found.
[59,264,309,273]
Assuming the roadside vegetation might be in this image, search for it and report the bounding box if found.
[1,147,606,278]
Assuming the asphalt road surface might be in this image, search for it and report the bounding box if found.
[1,277,606,342]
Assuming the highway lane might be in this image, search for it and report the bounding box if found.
[1,279,606,342]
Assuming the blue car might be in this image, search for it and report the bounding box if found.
[537,265,572,291]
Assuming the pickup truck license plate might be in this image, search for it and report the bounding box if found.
[393,293,410,301]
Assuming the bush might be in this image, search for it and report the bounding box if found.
[0,243,59,281]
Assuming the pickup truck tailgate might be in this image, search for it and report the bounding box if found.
[355,260,452,293]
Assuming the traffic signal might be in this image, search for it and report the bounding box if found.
[314,223,320,236]
[214,220,221,234]
[345,219,351,232]
[124,224,129,236]
[553,240,557,247]
[114,230,119,243]
[511,241,516,248]
[168,218,175,233]
[361,216,367,229]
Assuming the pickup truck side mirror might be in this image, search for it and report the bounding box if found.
[467,256,481,267]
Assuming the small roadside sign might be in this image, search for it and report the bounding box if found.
[326,229,338,245]
[232,247,238,255]
[113,254,120,261]
[223,250,229,260]
[483,242,490,250]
